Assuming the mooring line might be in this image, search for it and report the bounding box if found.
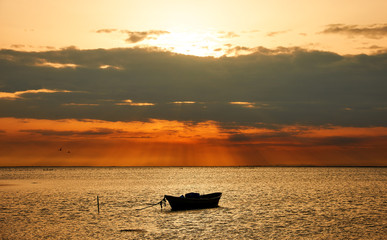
[136,197,166,211]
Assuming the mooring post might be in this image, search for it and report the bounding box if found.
[97,195,100,214]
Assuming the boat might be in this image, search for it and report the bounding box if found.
[164,192,222,211]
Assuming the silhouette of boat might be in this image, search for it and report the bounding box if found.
[164,192,222,211]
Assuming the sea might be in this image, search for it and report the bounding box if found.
[0,167,386,239]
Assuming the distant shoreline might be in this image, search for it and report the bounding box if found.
[1,165,386,168]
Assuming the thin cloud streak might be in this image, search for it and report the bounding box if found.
[122,30,170,43]
[218,31,240,38]
[172,101,196,104]
[116,102,155,106]
[321,24,387,39]
[115,99,155,106]
[62,103,99,106]
[96,29,170,43]
[0,89,72,100]
[229,102,255,108]
[35,61,78,68]
[266,30,289,37]
[96,29,118,34]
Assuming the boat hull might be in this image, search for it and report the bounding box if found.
[164,192,222,211]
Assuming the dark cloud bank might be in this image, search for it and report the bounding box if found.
[0,47,386,127]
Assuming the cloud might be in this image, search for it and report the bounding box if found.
[20,128,122,136]
[0,47,386,127]
[96,28,118,33]
[172,101,196,104]
[121,30,170,43]
[357,45,387,54]
[0,49,81,68]
[96,29,170,43]
[267,30,289,37]
[367,45,384,49]
[225,45,254,55]
[62,103,99,106]
[10,44,26,49]
[218,31,240,38]
[229,102,273,109]
[0,89,72,100]
[116,102,155,106]
[224,133,387,150]
[229,102,255,108]
[35,60,79,68]
[225,45,307,56]
[224,126,387,149]
[99,64,122,70]
[115,99,155,106]
[321,24,387,39]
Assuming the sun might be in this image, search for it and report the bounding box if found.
[148,31,226,57]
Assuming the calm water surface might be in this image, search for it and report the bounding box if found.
[0,167,386,239]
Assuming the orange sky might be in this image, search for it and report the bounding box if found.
[1,118,386,166]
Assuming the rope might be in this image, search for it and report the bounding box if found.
[136,197,166,211]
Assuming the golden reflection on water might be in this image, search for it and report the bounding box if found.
[0,167,386,239]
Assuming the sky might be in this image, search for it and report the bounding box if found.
[0,0,386,166]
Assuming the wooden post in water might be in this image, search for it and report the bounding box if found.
[97,195,100,214]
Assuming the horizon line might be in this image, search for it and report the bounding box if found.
[1,165,385,168]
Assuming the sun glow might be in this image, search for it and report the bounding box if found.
[150,31,226,57]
